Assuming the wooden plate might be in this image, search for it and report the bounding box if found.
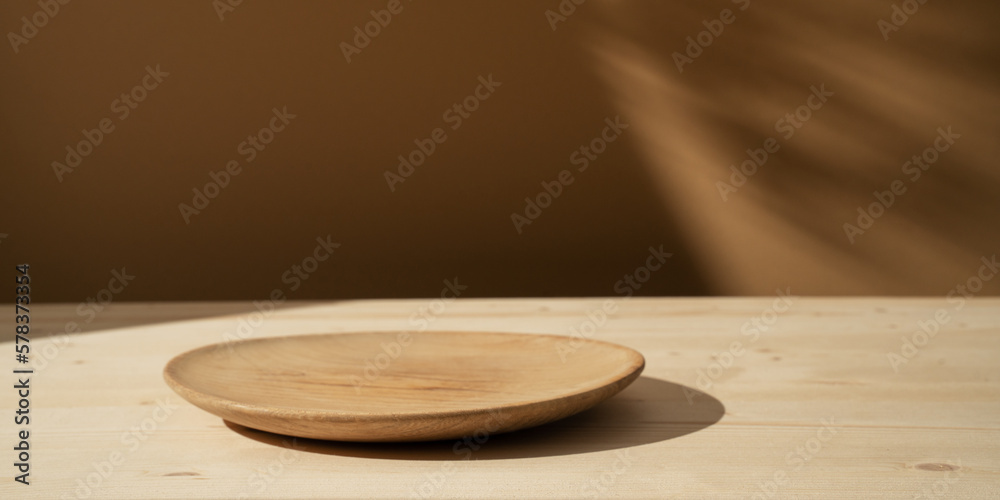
[163,331,644,442]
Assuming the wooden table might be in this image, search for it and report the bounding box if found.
[4,298,998,499]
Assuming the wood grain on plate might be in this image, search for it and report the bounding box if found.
[163,331,644,441]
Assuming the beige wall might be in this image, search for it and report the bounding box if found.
[2,0,998,302]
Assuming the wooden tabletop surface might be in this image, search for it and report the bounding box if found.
[3,298,998,499]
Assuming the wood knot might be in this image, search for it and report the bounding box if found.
[915,463,958,472]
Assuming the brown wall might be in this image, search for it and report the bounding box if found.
[2,0,998,302]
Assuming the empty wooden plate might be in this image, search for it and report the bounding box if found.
[163,331,644,442]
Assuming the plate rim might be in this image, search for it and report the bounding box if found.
[163,330,645,424]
